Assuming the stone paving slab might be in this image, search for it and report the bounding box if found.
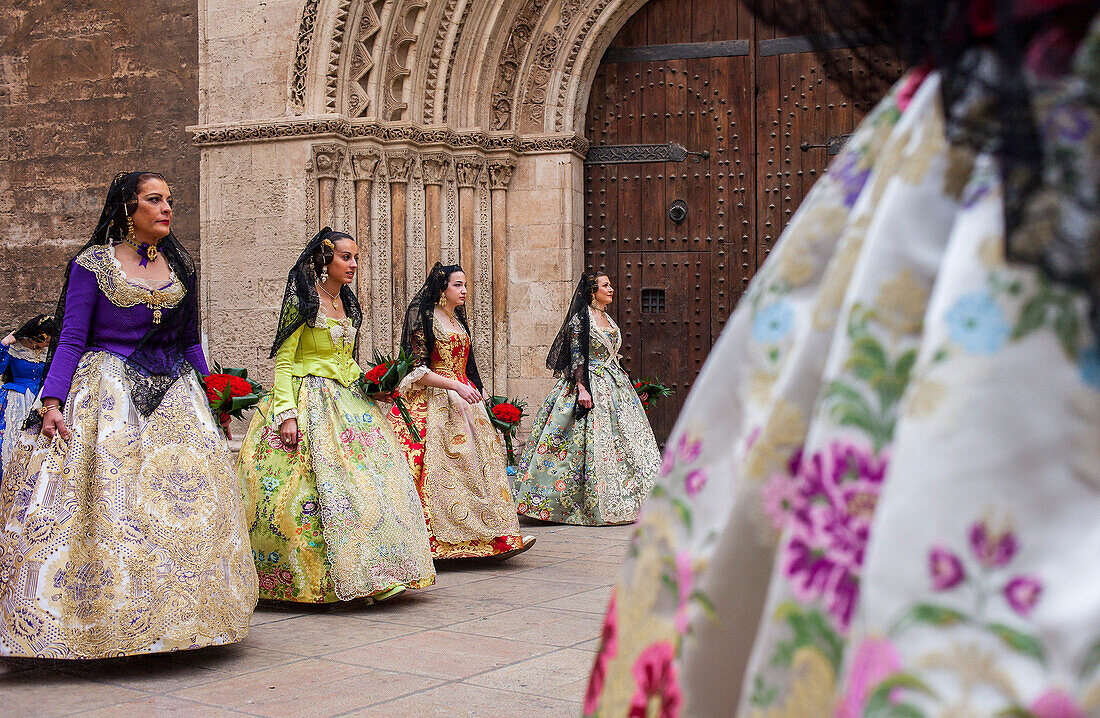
[0,521,629,717]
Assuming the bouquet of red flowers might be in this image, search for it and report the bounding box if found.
[486,395,527,466]
[633,376,673,414]
[359,348,421,443]
[203,362,265,436]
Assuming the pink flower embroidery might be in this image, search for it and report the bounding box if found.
[339,428,355,444]
[781,441,888,631]
[837,636,903,718]
[673,550,694,635]
[969,521,1018,569]
[928,546,966,591]
[684,469,708,499]
[1030,688,1086,718]
[760,449,804,530]
[628,641,682,718]
[1005,575,1043,617]
[676,433,703,464]
[584,590,618,715]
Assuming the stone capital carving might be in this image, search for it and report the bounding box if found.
[487,159,516,190]
[310,143,346,179]
[385,149,414,184]
[350,149,382,181]
[421,153,451,185]
[454,157,485,188]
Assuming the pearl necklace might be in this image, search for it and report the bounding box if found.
[318,283,339,310]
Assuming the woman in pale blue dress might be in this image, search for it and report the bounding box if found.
[513,272,659,525]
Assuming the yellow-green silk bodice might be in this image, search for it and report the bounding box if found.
[272,315,360,420]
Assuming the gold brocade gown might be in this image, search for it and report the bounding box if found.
[388,318,524,558]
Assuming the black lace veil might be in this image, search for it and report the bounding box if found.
[40,171,201,418]
[270,227,363,358]
[546,273,603,420]
[743,0,1100,334]
[400,262,485,393]
[12,314,58,343]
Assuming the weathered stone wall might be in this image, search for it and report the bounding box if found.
[0,0,199,332]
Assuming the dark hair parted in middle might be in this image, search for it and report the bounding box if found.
[400,262,485,393]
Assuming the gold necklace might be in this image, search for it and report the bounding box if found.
[318,283,339,310]
[121,235,158,265]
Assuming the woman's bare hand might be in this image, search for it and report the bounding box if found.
[577,385,593,409]
[1,332,15,347]
[453,382,482,404]
[280,417,301,449]
[41,407,70,440]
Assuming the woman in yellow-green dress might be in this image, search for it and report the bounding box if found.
[237,228,434,603]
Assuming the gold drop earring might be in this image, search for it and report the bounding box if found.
[320,267,329,283]
[438,294,448,308]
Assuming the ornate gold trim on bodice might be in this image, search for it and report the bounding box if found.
[75,245,185,323]
[430,315,471,380]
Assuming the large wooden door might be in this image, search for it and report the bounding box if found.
[583,0,897,441]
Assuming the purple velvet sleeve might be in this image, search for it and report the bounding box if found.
[41,263,96,403]
[184,343,210,376]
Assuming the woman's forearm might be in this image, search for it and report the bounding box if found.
[416,370,462,391]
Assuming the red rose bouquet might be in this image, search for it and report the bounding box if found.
[359,348,421,443]
[633,376,673,414]
[202,362,265,436]
[486,395,527,466]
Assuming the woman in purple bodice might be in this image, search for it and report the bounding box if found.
[0,172,257,660]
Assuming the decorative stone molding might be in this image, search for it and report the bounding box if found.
[385,149,415,183]
[189,117,590,157]
[454,156,485,188]
[472,175,493,373]
[421,152,451,185]
[382,1,426,121]
[487,159,516,190]
[423,0,462,124]
[350,148,382,180]
[346,1,383,117]
[443,172,459,263]
[290,0,322,112]
[311,143,347,179]
[325,0,353,113]
[489,0,553,131]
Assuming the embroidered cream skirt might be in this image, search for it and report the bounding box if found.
[0,352,257,659]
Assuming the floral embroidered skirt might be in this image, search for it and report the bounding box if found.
[0,386,33,483]
[238,376,435,602]
[584,68,1100,716]
[514,363,659,526]
[388,380,524,559]
[0,352,257,659]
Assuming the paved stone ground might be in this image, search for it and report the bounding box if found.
[0,520,628,717]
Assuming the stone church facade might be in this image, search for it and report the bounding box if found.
[192,0,657,410]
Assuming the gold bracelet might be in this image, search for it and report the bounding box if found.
[37,405,59,419]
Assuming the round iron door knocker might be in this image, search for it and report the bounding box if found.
[669,199,688,224]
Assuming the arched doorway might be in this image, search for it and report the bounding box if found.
[582,0,898,440]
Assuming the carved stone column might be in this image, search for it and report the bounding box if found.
[454,157,484,272]
[311,144,346,230]
[421,153,450,270]
[386,149,414,343]
[488,159,516,393]
[350,149,381,354]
